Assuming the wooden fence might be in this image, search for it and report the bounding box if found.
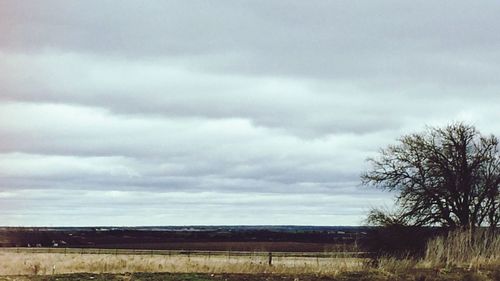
[0,247,372,265]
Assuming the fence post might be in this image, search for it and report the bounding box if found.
[268,252,272,266]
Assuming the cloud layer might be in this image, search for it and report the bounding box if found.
[1,1,499,226]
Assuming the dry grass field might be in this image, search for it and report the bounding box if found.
[0,252,365,276]
[0,230,498,281]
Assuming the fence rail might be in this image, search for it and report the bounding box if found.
[0,247,372,259]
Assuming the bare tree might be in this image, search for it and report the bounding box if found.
[362,122,500,229]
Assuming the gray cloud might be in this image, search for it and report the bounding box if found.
[0,1,499,225]
[2,1,500,81]
[0,189,390,226]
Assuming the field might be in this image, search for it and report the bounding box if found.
[0,250,364,276]
[0,228,499,281]
[0,249,499,281]
[0,227,362,252]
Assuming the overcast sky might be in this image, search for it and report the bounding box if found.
[1,1,499,226]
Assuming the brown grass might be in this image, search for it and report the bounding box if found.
[0,252,365,276]
[423,229,500,269]
[374,229,500,273]
[1,230,497,277]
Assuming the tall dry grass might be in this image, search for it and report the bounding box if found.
[423,229,500,269]
[370,229,500,274]
[0,252,365,276]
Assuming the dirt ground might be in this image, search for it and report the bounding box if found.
[0,271,499,281]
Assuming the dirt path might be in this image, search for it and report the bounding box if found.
[0,271,499,281]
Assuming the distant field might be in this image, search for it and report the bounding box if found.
[14,242,354,252]
[77,242,356,252]
[0,227,362,252]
